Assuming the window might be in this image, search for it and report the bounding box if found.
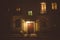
[52,2,57,10]
[15,19,20,27]
[16,8,21,12]
[28,11,32,16]
[40,2,46,14]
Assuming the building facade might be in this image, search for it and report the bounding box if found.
[8,0,59,37]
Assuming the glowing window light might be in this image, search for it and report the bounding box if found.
[28,11,32,16]
[36,22,39,31]
[16,8,21,12]
[40,2,46,14]
[52,2,57,10]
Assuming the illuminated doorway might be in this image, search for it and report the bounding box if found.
[26,21,35,34]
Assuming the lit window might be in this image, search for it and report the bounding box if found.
[16,8,21,12]
[40,2,46,14]
[28,11,32,16]
[52,2,57,10]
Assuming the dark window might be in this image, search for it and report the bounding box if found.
[15,19,20,27]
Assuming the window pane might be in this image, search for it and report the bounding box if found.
[52,2,57,10]
[28,11,32,16]
[40,2,46,14]
[16,8,21,12]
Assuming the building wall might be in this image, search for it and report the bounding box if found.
[8,0,59,34]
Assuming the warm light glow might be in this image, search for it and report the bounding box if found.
[40,2,46,14]
[21,20,39,37]
[12,18,39,37]
[28,11,32,16]
[26,21,31,23]
[26,21,35,32]
[30,34,37,37]
[52,2,57,10]
[21,19,28,33]
[16,8,21,12]
[36,20,40,31]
